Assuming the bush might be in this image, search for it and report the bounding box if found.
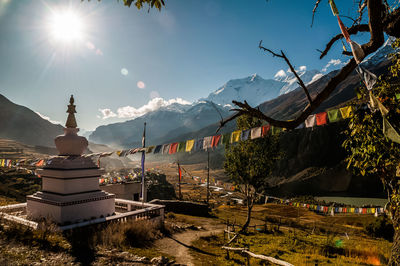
[365,215,394,241]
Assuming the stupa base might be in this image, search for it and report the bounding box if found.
[26,191,115,225]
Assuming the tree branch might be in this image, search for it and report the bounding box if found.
[259,41,312,104]
[217,0,395,132]
[311,0,322,27]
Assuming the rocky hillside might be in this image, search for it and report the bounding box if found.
[0,95,63,147]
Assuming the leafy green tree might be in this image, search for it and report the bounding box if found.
[224,115,281,233]
[87,0,165,11]
[343,38,400,265]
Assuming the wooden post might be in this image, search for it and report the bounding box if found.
[207,150,210,204]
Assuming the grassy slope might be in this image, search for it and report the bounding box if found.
[189,204,391,265]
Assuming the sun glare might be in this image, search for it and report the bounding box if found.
[49,10,84,43]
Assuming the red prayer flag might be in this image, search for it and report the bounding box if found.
[169,143,178,154]
[316,112,328,126]
[337,16,350,43]
[211,135,221,147]
[178,163,182,181]
[35,159,45,167]
[262,124,271,136]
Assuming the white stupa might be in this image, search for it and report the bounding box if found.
[26,95,115,225]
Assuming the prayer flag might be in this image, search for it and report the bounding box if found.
[222,133,231,145]
[296,123,305,129]
[262,124,271,136]
[162,144,171,154]
[316,112,328,126]
[146,146,155,154]
[328,109,341,123]
[0,159,4,167]
[383,117,400,144]
[396,93,400,100]
[178,163,182,181]
[240,129,251,141]
[203,136,213,150]
[178,142,186,152]
[250,127,262,139]
[211,135,221,147]
[305,114,316,128]
[185,140,195,152]
[128,148,139,155]
[356,65,377,90]
[328,0,339,16]
[116,151,122,156]
[36,159,45,167]
[230,130,241,143]
[337,16,350,43]
[194,138,204,151]
[339,106,353,118]
[271,126,282,135]
[154,145,162,154]
[369,91,389,115]
[169,143,178,154]
[350,40,365,64]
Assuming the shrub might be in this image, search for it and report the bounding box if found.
[365,215,394,241]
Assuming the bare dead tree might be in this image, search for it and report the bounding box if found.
[217,0,400,132]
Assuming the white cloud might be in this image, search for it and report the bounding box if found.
[308,73,324,85]
[99,97,192,120]
[322,59,343,72]
[98,108,117,119]
[274,69,286,78]
[35,111,61,125]
[137,81,146,89]
[121,68,128,76]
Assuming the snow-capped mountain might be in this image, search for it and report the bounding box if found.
[201,74,284,107]
[362,36,398,67]
[201,70,321,107]
[277,69,321,95]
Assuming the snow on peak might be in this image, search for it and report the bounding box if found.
[203,74,284,106]
[250,73,258,82]
[278,68,321,95]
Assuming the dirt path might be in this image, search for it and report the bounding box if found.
[155,221,225,265]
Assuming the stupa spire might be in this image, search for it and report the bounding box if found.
[65,95,77,128]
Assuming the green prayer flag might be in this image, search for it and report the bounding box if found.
[177,142,186,152]
[327,109,341,123]
[222,133,231,145]
[329,0,339,16]
[383,117,400,144]
[271,126,282,135]
[396,93,400,100]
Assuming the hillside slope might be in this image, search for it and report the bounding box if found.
[0,95,63,147]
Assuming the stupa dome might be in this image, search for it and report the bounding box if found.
[54,95,88,156]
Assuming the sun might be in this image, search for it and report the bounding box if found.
[49,10,84,43]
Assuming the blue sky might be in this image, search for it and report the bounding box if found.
[0,0,370,130]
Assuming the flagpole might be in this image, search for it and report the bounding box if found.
[178,162,182,200]
[207,150,210,204]
[141,122,146,205]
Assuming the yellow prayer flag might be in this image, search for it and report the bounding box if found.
[185,139,195,152]
[230,130,241,143]
[116,151,122,156]
[339,106,353,119]
[0,159,4,167]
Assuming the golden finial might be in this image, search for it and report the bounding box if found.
[65,95,77,128]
